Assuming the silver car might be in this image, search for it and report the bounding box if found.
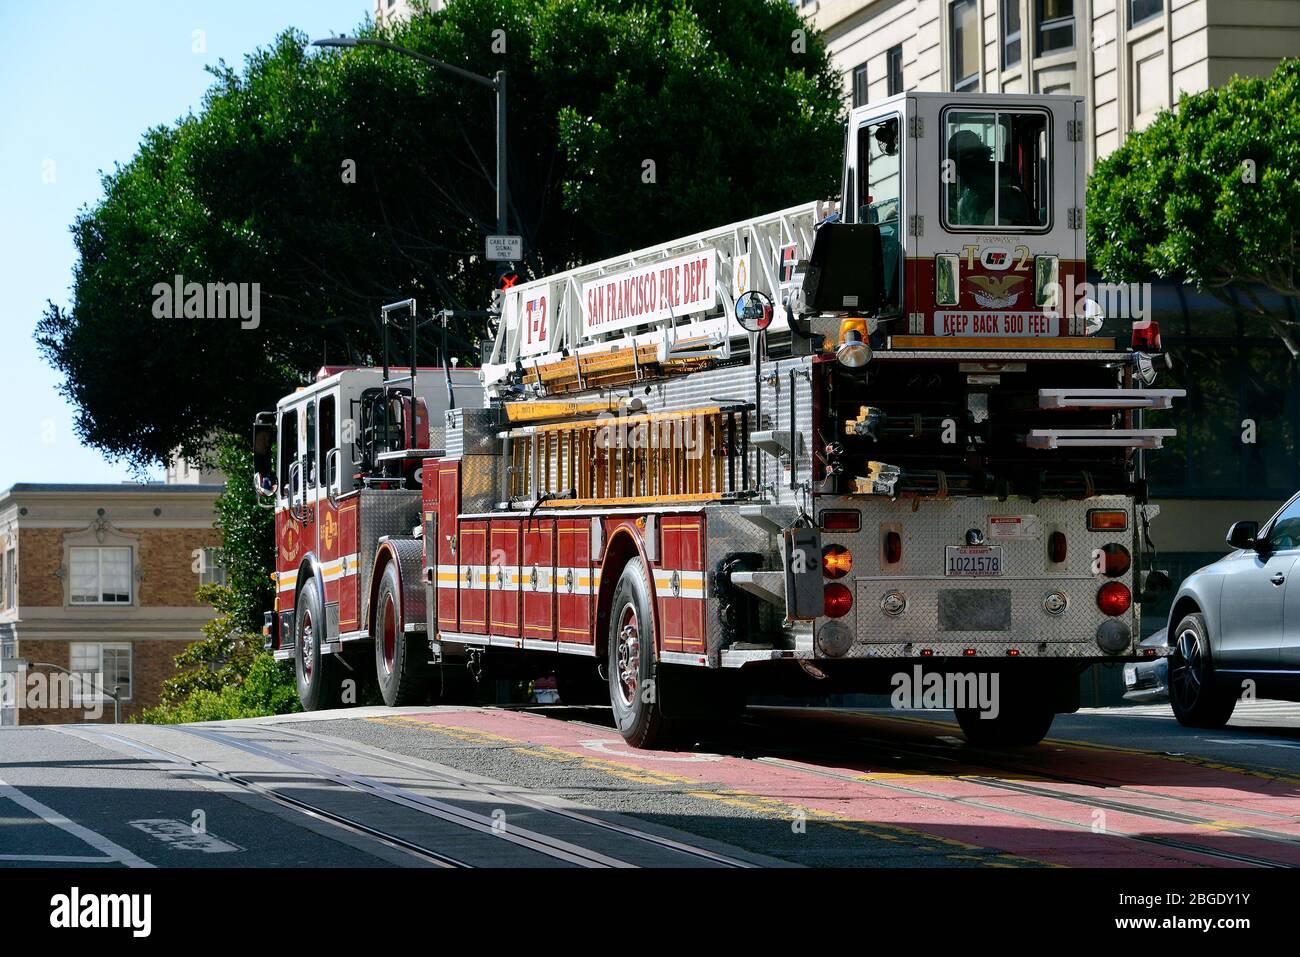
[1163,491,1300,727]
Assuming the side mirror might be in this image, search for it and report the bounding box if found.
[1226,521,1258,550]
[801,222,884,316]
[734,290,774,333]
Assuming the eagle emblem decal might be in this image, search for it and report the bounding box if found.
[966,274,1026,309]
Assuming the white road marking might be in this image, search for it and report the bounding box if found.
[1205,738,1300,751]
[0,775,154,868]
[129,819,243,853]
[0,854,114,863]
[580,739,724,762]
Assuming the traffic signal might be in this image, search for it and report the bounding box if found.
[491,263,519,310]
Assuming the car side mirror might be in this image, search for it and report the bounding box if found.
[1226,521,1258,550]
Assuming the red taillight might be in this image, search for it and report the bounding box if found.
[1087,509,1128,532]
[823,582,853,618]
[822,544,853,579]
[1101,543,1131,577]
[1048,531,1068,564]
[820,510,861,532]
[1097,582,1132,616]
[1131,319,1161,351]
[883,530,902,565]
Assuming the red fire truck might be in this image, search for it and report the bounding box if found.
[259,91,1181,747]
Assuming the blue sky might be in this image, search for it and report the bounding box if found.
[0,0,368,490]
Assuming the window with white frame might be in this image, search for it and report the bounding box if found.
[1129,0,1162,28]
[950,0,981,91]
[70,642,133,702]
[1,546,12,610]
[1036,0,1074,55]
[199,546,227,586]
[1002,0,1022,68]
[69,547,132,605]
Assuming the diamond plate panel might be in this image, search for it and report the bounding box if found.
[357,489,421,630]
[816,493,1140,659]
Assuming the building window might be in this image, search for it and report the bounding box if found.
[199,546,227,587]
[1002,0,1022,68]
[1,545,13,609]
[69,546,132,605]
[852,63,870,108]
[1036,0,1074,55]
[944,109,1051,229]
[70,642,133,702]
[951,0,980,91]
[886,45,903,96]
[1128,0,1162,28]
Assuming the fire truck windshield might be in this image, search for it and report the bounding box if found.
[944,109,1049,230]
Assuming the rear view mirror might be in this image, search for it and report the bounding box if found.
[1226,521,1258,550]
[801,222,884,316]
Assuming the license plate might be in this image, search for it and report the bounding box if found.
[944,545,1003,577]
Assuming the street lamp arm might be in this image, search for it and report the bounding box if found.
[312,37,496,90]
[29,662,121,701]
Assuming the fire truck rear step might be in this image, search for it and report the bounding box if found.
[1037,388,1186,410]
[1025,428,1177,449]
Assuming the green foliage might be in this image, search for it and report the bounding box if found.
[1088,58,1300,315]
[140,580,299,723]
[210,433,274,633]
[36,0,844,469]
[141,652,300,724]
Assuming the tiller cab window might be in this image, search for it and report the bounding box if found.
[944,110,1050,230]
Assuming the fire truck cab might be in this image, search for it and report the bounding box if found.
[257,353,482,711]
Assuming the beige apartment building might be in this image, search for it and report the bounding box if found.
[0,483,223,725]
[806,0,1299,169]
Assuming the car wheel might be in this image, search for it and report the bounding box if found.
[1169,612,1237,729]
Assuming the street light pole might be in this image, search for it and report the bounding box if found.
[313,36,509,241]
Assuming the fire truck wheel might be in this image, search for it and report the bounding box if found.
[295,579,345,711]
[608,557,679,749]
[954,689,1055,747]
[1169,613,1237,729]
[374,561,431,707]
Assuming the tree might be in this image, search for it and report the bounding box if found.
[1087,58,1300,354]
[140,432,297,723]
[36,0,844,470]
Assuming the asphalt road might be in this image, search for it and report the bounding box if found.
[2,700,1299,869]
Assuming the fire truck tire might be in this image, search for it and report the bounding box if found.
[1169,613,1237,729]
[954,690,1055,747]
[374,561,432,707]
[608,557,680,749]
[295,579,346,711]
